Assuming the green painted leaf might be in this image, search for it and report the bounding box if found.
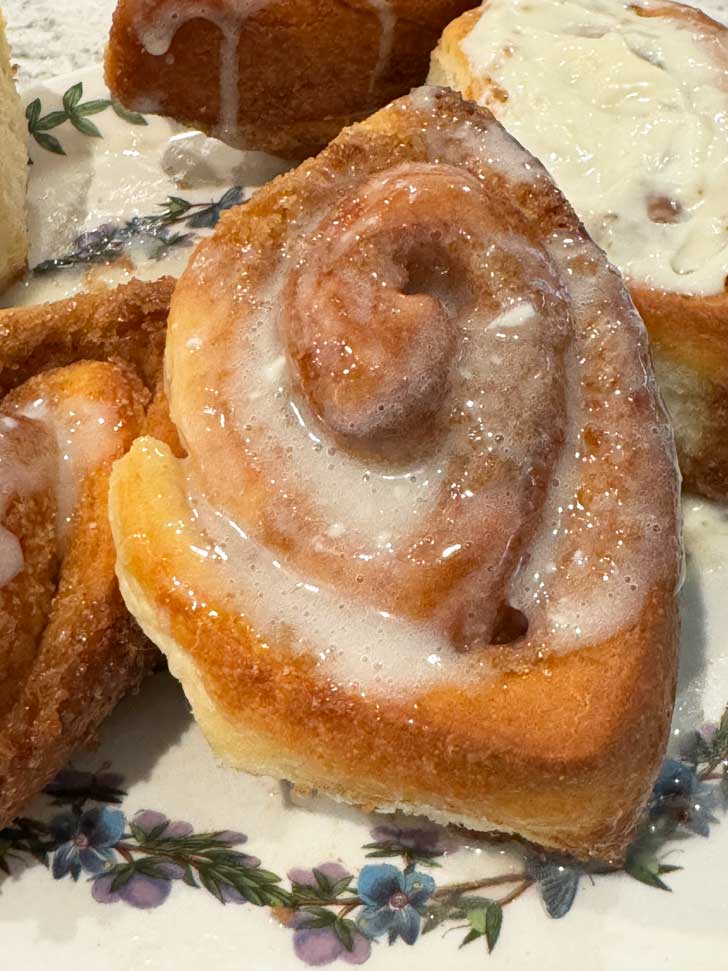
[313,867,332,895]
[422,903,460,935]
[32,132,65,155]
[329,875,354,897]
[62,82,83,113]
[465,905,487,936]
[657,864,683,875]
[334,918,355,952]
[459,928,483,948]
[69,114,102,138]
[141,821,170,843]
[182,863,198,887]
[298,906,337,929]
[109,865,135,892]
[34,111,68,132]
[485,902,503,953]
[25,99,41,128]
[624,852,673,891]
[77,99,112,116]
[112,99,148,125]
[198,866,225,903]
[713,705,728,759]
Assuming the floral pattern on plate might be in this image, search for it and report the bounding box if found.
[2,706,726,966]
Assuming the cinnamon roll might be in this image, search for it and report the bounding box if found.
[105,0,475,157]
[0,278,173,827]
[430,0,728,500]
[110,89,681,860]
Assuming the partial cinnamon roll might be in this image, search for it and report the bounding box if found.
[105,0,475,158]
[0,278,173,827]
[110,88,681,860]
[430,0,728,500]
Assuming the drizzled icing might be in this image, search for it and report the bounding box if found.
[0,416,54,587]
[129,0,398,139]
[155,87,680,693]
[367,0,397,91]
[0,395,125,587]
[133,1,269,138]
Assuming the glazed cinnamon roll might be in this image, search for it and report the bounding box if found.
[105,0,475,157]
[110,89,681,860]
[0,278,173,827]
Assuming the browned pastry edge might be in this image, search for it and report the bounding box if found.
[430,0,728,500]
[105,0,476,158]
[0,278,174,827]
[0,276,175,397]
[631,283,728,499]
[111,89,681,861]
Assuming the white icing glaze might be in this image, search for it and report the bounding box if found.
[161,91,680,691]
[451,0,728,295]
[16,396,123,547]
[132,0,269,139]
[367,0,397,91]
[0,415,54,586]
[0,393,126,588]
[131,0,398,138]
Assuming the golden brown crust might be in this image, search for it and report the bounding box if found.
[0,279,172,827]
[111,88,681,860]
[430,0,728,500]
[105,0,476,157]
[0,276,174,397]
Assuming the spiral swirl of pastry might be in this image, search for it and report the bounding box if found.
[0,279,172,827]
[110,89,682,857]
[113,87,680,692]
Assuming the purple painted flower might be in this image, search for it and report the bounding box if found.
[92,861,182,909]
[368,817,457,860]
[286,863,371,966]
[291,924,371,967]
[50,807,124,880]
[131,809,247,846]
[288,861,351,890]
[131,810,194,840]
[356,864,435,945]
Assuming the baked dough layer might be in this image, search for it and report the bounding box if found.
[110,89,681,860]
[105,0,476,157]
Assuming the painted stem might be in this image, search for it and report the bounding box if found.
[433,872,528,898]
[496,878,534,906]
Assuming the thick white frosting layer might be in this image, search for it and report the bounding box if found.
[454,0,728,295]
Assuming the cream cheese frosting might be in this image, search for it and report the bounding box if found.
[445,0,728,295]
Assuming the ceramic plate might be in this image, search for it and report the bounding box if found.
[2,61,728,971]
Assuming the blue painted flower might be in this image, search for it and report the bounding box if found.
[649,759,719,836]
[50,807,124,880]
[356,864,435,945]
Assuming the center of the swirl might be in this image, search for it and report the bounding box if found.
[286,232,458,444]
